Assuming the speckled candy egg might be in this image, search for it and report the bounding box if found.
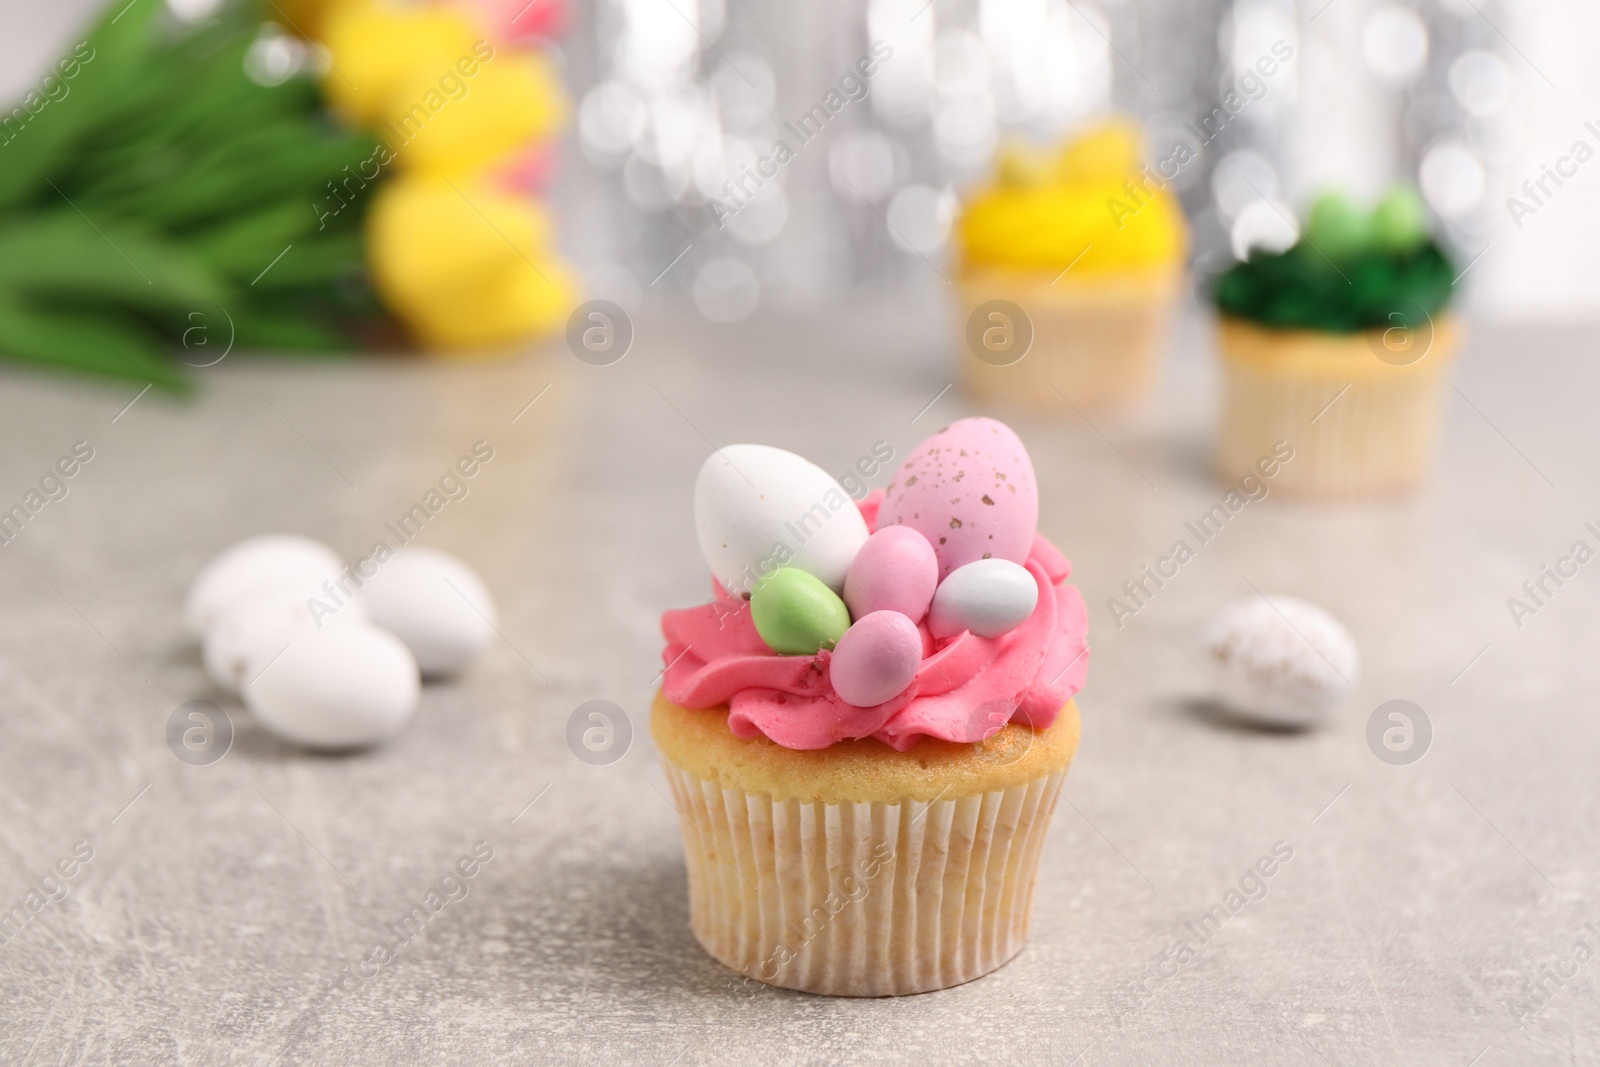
[1204,595,1359,728]
[927,558,1038,639]
[843,526,938,623]
[829,610,922,707]
[695,444,870,596]
[879,418,1038,581]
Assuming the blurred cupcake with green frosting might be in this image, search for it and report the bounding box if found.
[1211,187,1460,497]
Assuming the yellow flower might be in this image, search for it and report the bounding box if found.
[383,50,566,176]
[319,4,484,126]
[270,0,371,40]
[366,174,576,351]
[407,258,577,351]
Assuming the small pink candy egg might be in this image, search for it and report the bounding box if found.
[829,610,923,708]
[843,526,938,623]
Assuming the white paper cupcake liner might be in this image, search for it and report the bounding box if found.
[1215,319,1460,496]
[956,269,1180,411]
[660,762,1067,997]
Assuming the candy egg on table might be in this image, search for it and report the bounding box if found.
[750,567,850,655]
[360,547,496,677]
[1203,595,1359,728]
[928,558,1039,639]
[695,444,870,596]
[185,535,346,637]
[879,417,1038,581]
[203,583,369,693]
[829,610,922,708]
[242,624,420,750]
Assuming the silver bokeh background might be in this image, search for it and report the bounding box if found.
[555,0,1600,323]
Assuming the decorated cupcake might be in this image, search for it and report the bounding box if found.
[955,119,1187,410]
[654,418,1089,997]
[1212,187,1460,496]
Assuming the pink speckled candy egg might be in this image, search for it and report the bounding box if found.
[879,417,1038,581]
[843,526,938,623]
[828,610,923,708]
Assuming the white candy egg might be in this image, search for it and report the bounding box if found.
[1204,595,1359,727]
[242,624,420,749]
[359,548,496,676]
[695,444,870,596]
[203,583,369,694]
[927,559,1039,639]
[185,535,346,637]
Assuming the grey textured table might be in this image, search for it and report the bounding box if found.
[0,302,1595,1066]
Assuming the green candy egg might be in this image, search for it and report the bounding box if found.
[1305,192,1370,258]
[750,568,851,655]
[1371,186,1429,252]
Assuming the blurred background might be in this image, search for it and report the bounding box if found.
[553,0,1600,323]
[2,0,1597,365]
[566,0,1592,323]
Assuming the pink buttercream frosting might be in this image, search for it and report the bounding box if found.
[659,490,1090,751]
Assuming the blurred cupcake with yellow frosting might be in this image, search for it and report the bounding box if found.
[955,119,1187,410]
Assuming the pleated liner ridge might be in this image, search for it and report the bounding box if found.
[1216,359,1451,495]
[661,762,1067,997]
[1214,316,1461,496]
[956,268,1181,411]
